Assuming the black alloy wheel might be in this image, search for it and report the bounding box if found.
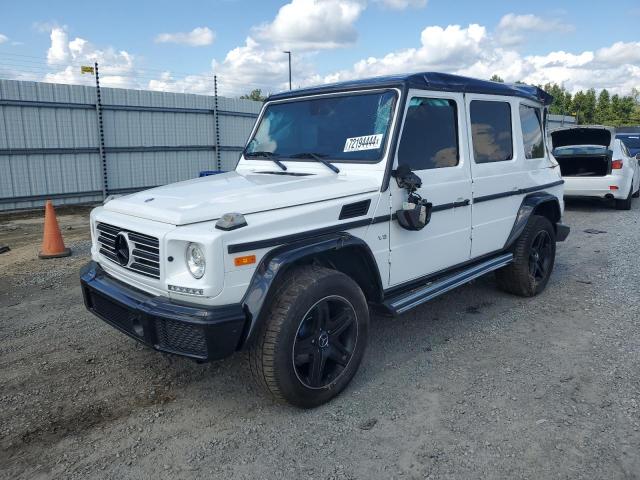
[495,214,556,297]
[528,230,553,282]
[249,265,369,407]
[292,295,358,389]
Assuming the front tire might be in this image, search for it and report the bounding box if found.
[496,215,556,297]
[249,266,369,408]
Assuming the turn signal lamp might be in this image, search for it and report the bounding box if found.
[234,255,256,267]
[611,160,623,169]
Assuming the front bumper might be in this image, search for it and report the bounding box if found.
[80,261,246,361]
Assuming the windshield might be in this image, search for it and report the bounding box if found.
[245,90,397,162]
[617,135,640,156]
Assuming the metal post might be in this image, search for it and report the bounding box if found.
[283,51,292,90]
[94,62,108,200]
[214,75,221,171]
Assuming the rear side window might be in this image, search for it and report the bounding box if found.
[470,100,513,163]
[398,97,459,170]
[519,105,544,159]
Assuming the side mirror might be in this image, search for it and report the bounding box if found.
[392,164,432,231]
[392,164,422,190]
[635,153,640,161]
[396,199,432,231]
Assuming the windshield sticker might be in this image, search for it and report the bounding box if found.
[343,134,383,152]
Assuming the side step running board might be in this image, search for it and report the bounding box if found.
[383,253,514,315]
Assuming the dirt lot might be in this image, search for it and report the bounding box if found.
[1,200,639,480]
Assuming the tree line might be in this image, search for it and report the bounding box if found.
[489,75,640,126]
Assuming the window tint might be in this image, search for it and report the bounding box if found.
[398,97,459,170]
[519,104,544,159]
[470,100,513,163]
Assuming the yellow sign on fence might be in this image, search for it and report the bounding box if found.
[80,65,94,75]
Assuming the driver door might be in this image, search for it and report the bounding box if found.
[389,90,472,286]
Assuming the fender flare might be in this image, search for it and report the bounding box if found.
[238,232,383,348]
[504,192,562,249]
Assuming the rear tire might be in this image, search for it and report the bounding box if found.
[615,186,633,210]
[496,215,556,297]
[248,266,369,408]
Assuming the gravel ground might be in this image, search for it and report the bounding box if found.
[1,199,639,480]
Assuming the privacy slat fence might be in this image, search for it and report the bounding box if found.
[0,79,262,211]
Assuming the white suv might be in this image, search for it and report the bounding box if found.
[551,126,640,209]
[81,73,569,407]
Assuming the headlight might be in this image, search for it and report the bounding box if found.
[185,243,206,279]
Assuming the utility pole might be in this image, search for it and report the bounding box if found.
[283,51,292,90]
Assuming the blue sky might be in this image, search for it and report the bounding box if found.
[1,0,639,96]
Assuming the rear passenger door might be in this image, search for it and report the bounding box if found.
[389,90,472,286]
[466,96,528,257]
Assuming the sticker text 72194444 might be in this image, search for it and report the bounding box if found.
[343,134,383,152]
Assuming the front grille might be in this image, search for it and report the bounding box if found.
[97,222,160,279]
[156,318,207,357]
[91,291,131,330]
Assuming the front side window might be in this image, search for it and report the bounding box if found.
[245,90,397,162]
[398,97,459,170]
[470,100,513,163]
[519,104,544,159]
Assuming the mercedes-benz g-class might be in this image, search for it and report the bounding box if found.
[81,72,570,407]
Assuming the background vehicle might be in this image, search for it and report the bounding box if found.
[616,133,640,158]
[551,126,640,209]
[81,73,569,407]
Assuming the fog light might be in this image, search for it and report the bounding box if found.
[168,284,204,296]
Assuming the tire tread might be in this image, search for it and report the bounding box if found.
[248,265,341,403]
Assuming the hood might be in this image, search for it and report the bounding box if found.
[104,171,380,225]
[551,126,613,149]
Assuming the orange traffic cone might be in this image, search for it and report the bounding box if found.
[38,200,71,259]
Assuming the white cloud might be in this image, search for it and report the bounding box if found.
[376,0,427,9]
[301,23,640,96]
[147,71,214,94]
[154,27,215,47]
[593,41,640,66]
[43,27,137,88]
[496,13,573,46]
[0,33,8,44]
[254,0,365,50]
[212,37,302,95]
[311,23,488,82]
[47,27,69,64]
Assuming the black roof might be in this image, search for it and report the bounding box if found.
[268,72,553,105]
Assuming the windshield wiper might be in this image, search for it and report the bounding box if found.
[243,151,287,171]
[288,152,340,174]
